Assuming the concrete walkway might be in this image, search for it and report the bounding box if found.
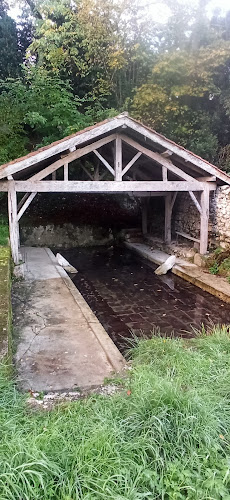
[13,247,124,392]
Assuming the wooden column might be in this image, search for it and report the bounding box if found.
[200,186,209,254]
[164,194,172,244]
[114,136,122,181]
[141,199,148,235]
[8,181,19,264]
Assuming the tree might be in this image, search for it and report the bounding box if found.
[0,0,21,79]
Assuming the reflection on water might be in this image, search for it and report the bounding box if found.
[58,246,230,353]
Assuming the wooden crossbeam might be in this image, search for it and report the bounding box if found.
[119,134,201,186]
[28,134,117,182]
[93,150,115,176]
[189,191,202,214]
[122,152,142,177]
[17,192,37,221]
[1,180,210,193]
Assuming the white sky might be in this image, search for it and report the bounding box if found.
[8,0,230,22]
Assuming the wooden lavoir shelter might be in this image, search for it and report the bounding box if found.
[0,112,230,264]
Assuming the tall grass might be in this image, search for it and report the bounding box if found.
[1,326,230,499]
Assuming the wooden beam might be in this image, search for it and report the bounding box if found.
[189,191,202,214]
[28,134,117,182]
[165,194,172,244]
[10,180,209,193]
[64,163,68,181]
[52,171,56,180]
[122,152,141,177]
[120,134,202,186]
[8,181,19,264]
[197,176,216,182]
[200,186,209,254]
[17,193,30,211]
[115,136,122,181]
[170,191,177,211]
[162,166,167,181]
[93,150,115,176]
[161,150,173,158]
[123,116,230,185]
[17,192,37,221]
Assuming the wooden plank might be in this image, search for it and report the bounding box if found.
[0,118,123,179]
[176,231,200,243]
[200,186,209,254]
[115,136,122,181]
[52,171,56,180]
[93,150,115,176]
[17,192,37,221]
[0,182,8,191]
[12,180,207,193]
[165,194,172,244]
[28,134,117,182]
[189,191,202,214]
[120,134,202,186]
[8,181,19,264]
[122,152,141,177]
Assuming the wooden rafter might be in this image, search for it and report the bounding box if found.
[119,134,202,186]
[28,134,117,182]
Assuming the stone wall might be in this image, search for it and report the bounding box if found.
[173,186,230,249]
[20,224,114,248]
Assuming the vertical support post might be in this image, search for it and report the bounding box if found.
[165,194,172,244]
[115,136,122,181]
[141,199,148,235]
[200,186,209,254]
[8,181,19,264]
[162,166,167,181]
[64,163,68,181]
[52,171,56,180]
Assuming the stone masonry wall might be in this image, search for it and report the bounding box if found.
[173,186,230,249]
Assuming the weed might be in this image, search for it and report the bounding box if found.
[209,261,219,274]
[0,327,230,498]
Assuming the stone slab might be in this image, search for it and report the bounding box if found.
[13,247,125,392]
[125,242,230,305]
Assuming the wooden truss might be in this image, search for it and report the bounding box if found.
[1,132,216,264]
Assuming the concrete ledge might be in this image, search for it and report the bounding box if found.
[125,242,230,304]
[46,248,125,373]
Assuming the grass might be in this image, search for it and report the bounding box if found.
[0,326,230,498]
[0,216,8,246]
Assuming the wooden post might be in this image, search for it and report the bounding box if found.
[8,181,19,264]
[64,163,68,181]
[200,186,209,254]
[141,199,148,235]
[115,136,122,181]
[165,194,172,244]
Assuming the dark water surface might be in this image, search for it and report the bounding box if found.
[59,246,230,353]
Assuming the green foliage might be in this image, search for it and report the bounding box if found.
[209,261,220,275]
[1,327,230,497]
[0,215,8,246]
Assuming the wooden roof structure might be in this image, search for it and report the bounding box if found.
[1,112,230,264]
